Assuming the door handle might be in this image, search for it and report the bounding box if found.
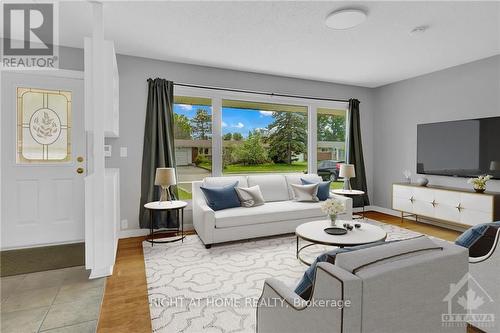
[77,156,84,162]
[431,200,437,207]
[76,167,84,174]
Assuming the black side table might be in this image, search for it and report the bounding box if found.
[144,200,187,246]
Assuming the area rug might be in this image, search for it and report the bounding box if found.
[143,219,421,333]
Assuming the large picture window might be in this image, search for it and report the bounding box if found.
[221,100,308,175]
[173,88,349,201]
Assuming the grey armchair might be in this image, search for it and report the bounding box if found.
[468,228,500,333]
[257,237,468,333]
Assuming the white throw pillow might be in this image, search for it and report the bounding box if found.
[290,183,319,202]
[235,185,265,207]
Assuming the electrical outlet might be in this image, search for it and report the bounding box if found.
[121,219,128,229]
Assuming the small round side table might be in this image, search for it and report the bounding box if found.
[144,200,187,246]
[332,189,366,219]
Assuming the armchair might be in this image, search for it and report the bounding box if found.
[468,228,500,333]
[257,237,468,333]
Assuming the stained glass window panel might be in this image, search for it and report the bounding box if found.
[17,87,72,163]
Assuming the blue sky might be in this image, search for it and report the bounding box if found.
[174,104,274,138]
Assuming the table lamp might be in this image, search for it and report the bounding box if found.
[339,164,355,191]
[155,168,176,202]
[490,161,500,172]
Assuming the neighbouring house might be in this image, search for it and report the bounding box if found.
[317,141,346,161]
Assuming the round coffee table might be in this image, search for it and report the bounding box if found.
[295,220,387,265]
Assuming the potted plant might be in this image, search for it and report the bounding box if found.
[321,198,346,226]
[467,175,492,193]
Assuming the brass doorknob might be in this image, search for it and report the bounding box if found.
[77,156,84,162]
[76,167,84,174]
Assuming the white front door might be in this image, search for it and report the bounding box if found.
[1,71,86,249]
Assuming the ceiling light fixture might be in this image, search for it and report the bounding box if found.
[410,25,429,35]
[325,9,367,30]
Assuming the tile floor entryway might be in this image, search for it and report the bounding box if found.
[0,266,104,333]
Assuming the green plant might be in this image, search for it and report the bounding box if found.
[267,112,307,164]
[234,133,269,165]
[194,154,209,166]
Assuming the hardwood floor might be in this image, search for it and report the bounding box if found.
[97,212,475,333]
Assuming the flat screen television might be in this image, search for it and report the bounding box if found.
[417,116,500,179]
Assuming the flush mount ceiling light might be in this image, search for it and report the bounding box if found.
[410,25,430,35]
[325,9,367,30]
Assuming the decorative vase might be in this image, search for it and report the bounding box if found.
[329,214,338,226]
[416,177,429,186]
[474,187,486,194]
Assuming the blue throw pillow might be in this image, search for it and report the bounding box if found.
[455,221,500,249]
[301,178,331,201]
[200,181,241,211]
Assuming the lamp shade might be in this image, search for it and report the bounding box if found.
[339,164,355,178]
[490,161,500,171]
[154,168,176,186]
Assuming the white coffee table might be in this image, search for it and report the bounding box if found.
[295,220,387,265]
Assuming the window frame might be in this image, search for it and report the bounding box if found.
[174,85,349,181]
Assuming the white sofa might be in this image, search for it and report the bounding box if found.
[192,174,353,248]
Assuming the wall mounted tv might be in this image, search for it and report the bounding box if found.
[417,116,500,179]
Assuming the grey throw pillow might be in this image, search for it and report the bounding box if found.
[235,185,265,207]
[290,183,319,202]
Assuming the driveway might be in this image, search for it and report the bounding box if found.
[177,165,211,192]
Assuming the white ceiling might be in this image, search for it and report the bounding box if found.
[47,2,500,87]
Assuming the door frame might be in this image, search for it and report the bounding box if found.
[0,69,85,250]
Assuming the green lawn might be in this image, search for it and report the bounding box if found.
[330,181,344,189]
[177,187,192,200]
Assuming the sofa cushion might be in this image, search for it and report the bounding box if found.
[335,236,441,274]
[247,175,289,202]
[200,182,241,211]
[203,176,248,188]
[214,201,326,228]
[235,185,265,207]
[285,174,322,199]
[291,183,319,202]
[301,178,331,201]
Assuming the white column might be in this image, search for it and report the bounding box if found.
[308,106,318,174]
[85,2,115,278]
[211,98,222,176]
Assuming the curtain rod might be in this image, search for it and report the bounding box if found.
[173,82,351,103]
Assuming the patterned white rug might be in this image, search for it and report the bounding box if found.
[143,219,421,333]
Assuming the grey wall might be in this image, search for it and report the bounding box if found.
[46,43,500,227]
[105,54,376,230]
[373,55,500,209]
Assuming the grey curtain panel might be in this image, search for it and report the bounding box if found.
[348,99,370,207]
[139,78,178,229]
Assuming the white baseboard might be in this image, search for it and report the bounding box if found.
[119,223,194,239]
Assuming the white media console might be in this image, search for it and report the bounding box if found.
[392,183,500,228]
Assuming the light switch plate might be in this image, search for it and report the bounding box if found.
[104,145,112,157]
[120,147,128,157]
